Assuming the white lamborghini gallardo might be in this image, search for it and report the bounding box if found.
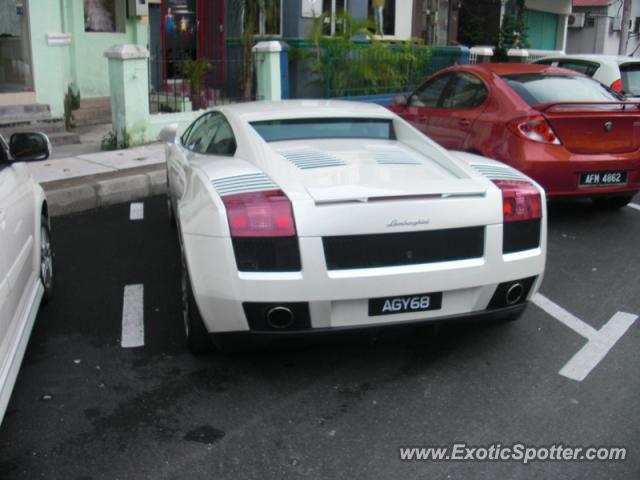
[164,100,546,352]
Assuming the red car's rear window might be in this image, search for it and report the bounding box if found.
[501,73,621,106]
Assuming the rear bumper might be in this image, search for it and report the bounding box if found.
[522,160,640,197]
[489,137,640,197]
[183,222,546,334]
[211,303,528,350]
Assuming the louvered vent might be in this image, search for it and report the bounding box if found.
[371,147,422,165]
[211,172,277,197]
[471,164,527,181]
[279,148,346,170]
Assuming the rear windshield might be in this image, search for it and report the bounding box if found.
[250,118,395,142]
[501,73,621,106]
[620,63,640,96]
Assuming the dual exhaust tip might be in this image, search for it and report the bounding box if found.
[505,282,525,306]
[266,306,295,329]
[264,281,527,329]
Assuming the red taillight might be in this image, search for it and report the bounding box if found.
[493,180,542,222]
[222,190,296,237]
[507,115,561,145]
[610,78,624,94]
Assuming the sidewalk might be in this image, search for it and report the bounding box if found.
[31,143,167,216]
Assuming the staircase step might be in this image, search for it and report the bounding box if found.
[73,107,112,127]
[79,96,111,109]
[0,103,50,119]
[47,131,81,146]
[0,117,66,136]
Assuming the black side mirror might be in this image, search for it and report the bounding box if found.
[10,132,51,162]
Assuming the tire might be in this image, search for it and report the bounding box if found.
[181,253,213,354]
[167,193,176,229]
[40,215,54,302]
[591,195,633,210]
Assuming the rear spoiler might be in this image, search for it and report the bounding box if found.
[534,101,640,112]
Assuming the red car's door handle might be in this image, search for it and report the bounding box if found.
[458,119,472,127]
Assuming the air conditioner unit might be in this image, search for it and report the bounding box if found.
[613,16,622,31]
[568,13,585,28]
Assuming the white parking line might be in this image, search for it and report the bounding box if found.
[532,294,637,382]
[121,284,144,348]
[628,203,640,212]
[130,202,144,221]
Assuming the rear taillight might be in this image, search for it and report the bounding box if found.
[507,115,561,145]
[493,180,542,222]
[494,180,542,253]
[610,78,624,94]
[222,190,296,237]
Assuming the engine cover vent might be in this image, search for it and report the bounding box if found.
[471,163,527,182]
[279,148,346,170]
[212,172,277,197]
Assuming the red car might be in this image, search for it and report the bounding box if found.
[390,63,640,208]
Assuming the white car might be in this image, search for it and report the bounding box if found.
[164,100,546,353]
[0,132,53,422]
[532,54,640,97]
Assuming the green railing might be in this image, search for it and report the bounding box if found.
[322,46,467,99]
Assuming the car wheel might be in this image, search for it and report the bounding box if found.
[180,253,213,354]
[40,215,54,302]
[167,193,176,229]
[592,195,633,210]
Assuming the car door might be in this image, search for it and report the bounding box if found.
[394,73,454,136]
[424,71,489,150]
[0,143,14,361]
[0,149,37,326]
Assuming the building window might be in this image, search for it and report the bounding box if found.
[245,1,282,36]
[84,0,125,33]
[369,0,396,36]
[323,0,348,36]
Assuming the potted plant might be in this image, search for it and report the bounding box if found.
[183,58,213,110]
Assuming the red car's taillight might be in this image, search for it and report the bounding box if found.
[610,78,624,94]
[507,115,561,145]
[493,180,542,222]
[222,189,296,237]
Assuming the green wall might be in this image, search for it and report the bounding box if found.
[66,0,145,99]
[30,1,71,116]
[29,0,148,116]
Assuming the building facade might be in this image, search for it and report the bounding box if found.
[0,0,148,117]
[567,0,640,56]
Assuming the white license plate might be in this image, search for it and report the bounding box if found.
[579,171,627,187]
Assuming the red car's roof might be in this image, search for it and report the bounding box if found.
[454,63,580,77]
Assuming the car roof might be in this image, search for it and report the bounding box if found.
[453,63,581,77]
[533,54,640,66]
[216,99,394,122]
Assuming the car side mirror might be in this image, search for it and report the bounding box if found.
[159,124,178,144]
[10,132,51,162]
[393,95,408,107]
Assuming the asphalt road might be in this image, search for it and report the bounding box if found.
[0,195,638,480]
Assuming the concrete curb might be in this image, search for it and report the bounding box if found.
[43,165,167,216]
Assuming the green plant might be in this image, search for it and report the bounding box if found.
[101,130,117,151]
[63,85,76,130]
[231,0,282,99]
[495,1,530,61]
[303,12,431,98]
[182,57,213,98]
[69,83,81,110]
[101,129,131,151]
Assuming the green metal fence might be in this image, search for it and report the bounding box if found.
[323,46,467,99]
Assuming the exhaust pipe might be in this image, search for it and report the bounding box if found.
[505,282,525,306]
[266,306,295,329]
